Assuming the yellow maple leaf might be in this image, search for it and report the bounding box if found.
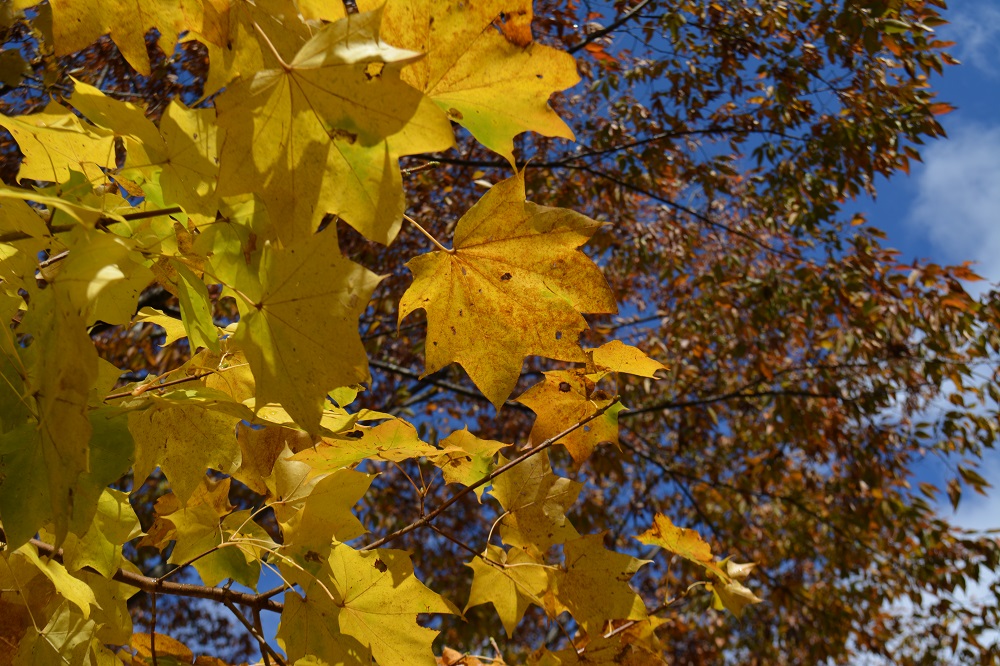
[47,0,222,76]
[554,534,649,631]
[635,513,729,583]
[364,0,579,163]
[230,227,381,434]
[0,101,114,184]
[517,369,622,464]
[216,9,454,244]
[278,545,456,665]
[400,171,617,408]
[489,452,582,556]
[465,544,550,636]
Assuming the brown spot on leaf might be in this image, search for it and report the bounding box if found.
[328,128,358,144]
[500,272,512,281]
[373,558,388,572]
[447,107,464,120]
[304,550,322,563]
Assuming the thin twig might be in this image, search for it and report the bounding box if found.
[150,586,159,666]
[223,600,287,666]
[253,608,274,666]
[567,0,654,54]
[360,399,620,551]
[103,371,214,402]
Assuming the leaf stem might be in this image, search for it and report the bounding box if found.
[404,213,454,254]
[252,21,292,71]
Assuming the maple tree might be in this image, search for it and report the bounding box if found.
[0,0,998,664]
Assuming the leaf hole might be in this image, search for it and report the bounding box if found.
[555,330,562,340]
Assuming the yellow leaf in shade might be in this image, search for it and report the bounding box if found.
[635,513,729,582]
[0,102,115,184]
[437,429,507,501]
[17,545,98,619]
[465,545,550,636]
[278,545,456,666]
[216,9,454,244]
[140,477,270,588]
[11,600,95,665]
[710,579,763,618]
[364,0,579,163]
[195,0,314,98]
[400,172,617,408]
[553,534,648,631]
[230,228,381,434]
[517,370,622,464]
[587,340,666,378]
[0,280,97,548]
[489,452,582,556]
[291,417,443,471]
[269,450,373,553]
[56,489,140,579]
[128,389,248,504]
[47,0,221,76]
[51,229,153,327]
[68,80,220,223]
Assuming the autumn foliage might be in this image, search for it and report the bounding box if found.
[0,0,998,664]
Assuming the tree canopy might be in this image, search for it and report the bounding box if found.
[0,0,998,664]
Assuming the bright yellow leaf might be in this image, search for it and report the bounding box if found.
[400,172,616,407]
[366,0,579,163]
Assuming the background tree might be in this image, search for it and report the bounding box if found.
[0,1,998,665]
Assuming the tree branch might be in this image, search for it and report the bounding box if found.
[567,0,654,54]
[360,398,621,551]
[28,539,284,613]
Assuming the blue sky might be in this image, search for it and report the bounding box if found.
[853,0,1000,542]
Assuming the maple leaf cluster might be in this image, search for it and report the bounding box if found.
[0,0,997,664]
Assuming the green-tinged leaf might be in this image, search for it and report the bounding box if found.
[12,601,95,666]
[17,546,98,618]
[140,477,269,588]
[128,389,248,504]
[231,227,381,434]
[437,429,506,501]
[172,260,220,351]
[270,452,373,553]
[216,9,453,244]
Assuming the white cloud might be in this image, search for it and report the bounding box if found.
[946,2,1000,78]
[908,123,1000,291]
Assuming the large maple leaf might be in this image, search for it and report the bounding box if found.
[400,172,617,407]
[216,9,454,244]
[231,227,381,434]
[278,545,455,665]
[362,0,579,163]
